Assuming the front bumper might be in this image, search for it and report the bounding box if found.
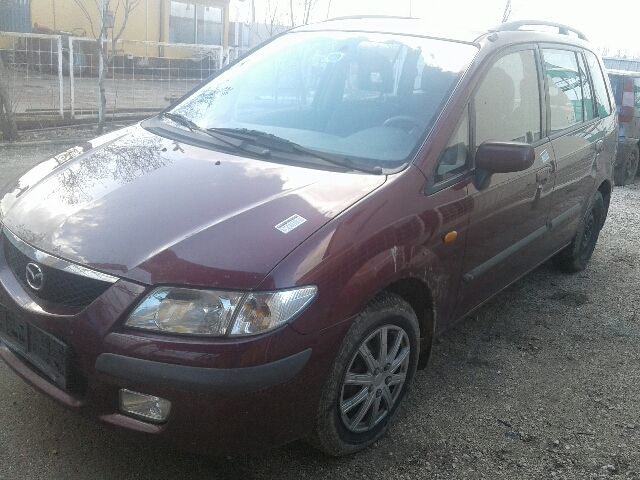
[0,240,346,453]
[94,349,312,394]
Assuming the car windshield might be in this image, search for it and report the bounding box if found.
[162,31,477,170]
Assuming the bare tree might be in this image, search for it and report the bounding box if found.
[325,0,332,19]
[72,0,142,133]
[289,0,296,27]
[0,57,18,141]
[287,0,318,26]
[265,0,281,37]
[301,0,317,25]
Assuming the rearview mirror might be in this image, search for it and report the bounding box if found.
[475,141,536,173]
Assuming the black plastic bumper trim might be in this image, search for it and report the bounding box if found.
[95,348,312,394]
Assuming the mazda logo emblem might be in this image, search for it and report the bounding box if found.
[25,263,44,291]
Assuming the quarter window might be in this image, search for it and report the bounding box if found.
[584,51,613,116]
[435,108,469,182]
[577,54,596,121]
[475,50,542,146]
[543,49,584,132]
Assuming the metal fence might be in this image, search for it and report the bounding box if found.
[0,30,246,120]
[0,31,64,117]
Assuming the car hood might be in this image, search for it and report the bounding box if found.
[0,125,386,289]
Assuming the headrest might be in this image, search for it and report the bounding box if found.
[356,50,394,93]
[421,64,457,95]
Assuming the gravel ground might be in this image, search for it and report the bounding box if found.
[0,141,639,480]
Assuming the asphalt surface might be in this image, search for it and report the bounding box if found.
[0,141,639,479]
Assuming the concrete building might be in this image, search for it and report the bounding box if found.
[1,0,231,55]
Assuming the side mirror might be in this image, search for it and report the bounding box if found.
[475,141,536,173]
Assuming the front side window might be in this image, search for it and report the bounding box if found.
[634,78,640,108]
[475,50,542,146]
[166,31,477,169]
[543,49,585,131]
[584,50,613,116]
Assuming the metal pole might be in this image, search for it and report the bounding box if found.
[250,0,255,47]
[234,3,240,47]
[69,37,75,119]
[57,35,64,118]
[98,0,107,125]
[98,41,104,121]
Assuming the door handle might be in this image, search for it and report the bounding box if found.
[536,166,552,184]
[595,140,605,153]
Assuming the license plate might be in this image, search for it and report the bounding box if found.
[0,306,70,390]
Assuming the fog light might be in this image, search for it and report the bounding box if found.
[119,389,171,424]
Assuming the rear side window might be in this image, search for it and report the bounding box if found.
[635,78,640,108]
[584,50,613,116]
[543,49,585,132]
[475,50,542,145]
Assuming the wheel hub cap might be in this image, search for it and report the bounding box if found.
[339,325,411,434]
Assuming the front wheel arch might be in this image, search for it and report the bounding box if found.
[383,277,436,370]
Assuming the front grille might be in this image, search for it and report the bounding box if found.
[3,234,113,308]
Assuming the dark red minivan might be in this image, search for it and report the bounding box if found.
[0,17,616,456]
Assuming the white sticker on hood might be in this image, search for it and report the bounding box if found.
[275,214,307,234]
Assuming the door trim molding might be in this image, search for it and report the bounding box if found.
[462,203,581,283]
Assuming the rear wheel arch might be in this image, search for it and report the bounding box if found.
[598,179,612,219]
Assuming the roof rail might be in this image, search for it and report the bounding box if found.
[491,20,588,41]
[325,15,416,22]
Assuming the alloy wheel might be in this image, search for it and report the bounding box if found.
[578,209,597,263]
[339,325,411,433]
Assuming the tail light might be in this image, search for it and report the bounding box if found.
[619,77,635,123]
[619,106,634,124]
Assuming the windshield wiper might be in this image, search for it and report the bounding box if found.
[160,113,256,153]
[207,128,384,175]
[161,112,202,132]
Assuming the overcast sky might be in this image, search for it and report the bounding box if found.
[231,0,640,57]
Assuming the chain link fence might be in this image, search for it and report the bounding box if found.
[0,31,64,117]
[0,30,243,121]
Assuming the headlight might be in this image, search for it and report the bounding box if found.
[126,286,317,337]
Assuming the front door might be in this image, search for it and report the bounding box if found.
[454,46,556,318]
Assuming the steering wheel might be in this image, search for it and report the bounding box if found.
[383,116,423,135]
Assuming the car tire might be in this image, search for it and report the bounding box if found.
[309,293,420,456]
[614,145,639,186]
[553,191,606,273]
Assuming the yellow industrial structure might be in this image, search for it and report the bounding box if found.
[2,0,231,54]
